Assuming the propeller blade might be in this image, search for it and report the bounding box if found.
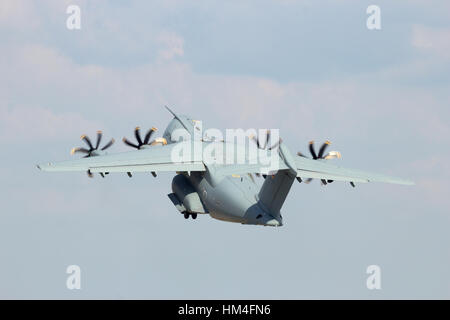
[250,135,261,149]
[100,172,105,178]
[318,140,331,159]
[127,172,132,178]
[151,171,157,177]
[296,177,302,183]
[321,179,328,185]
[134,127,143,146]
[95,131,103,150]
[87,169,93,178]
[122,137,140,149]
[350,182,356,188]
[304,178,313,184]
[309,141,318,159]
[263,130,271,149]
[297,151,307,158]
[144,127,157,145]
[101,138,115,151]
[71,147,90,155]
[81,135,94,150]
[269,138,282,150]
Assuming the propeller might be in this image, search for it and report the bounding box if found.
[123,126,157,150]
[250,130,282,151]
[297,140,339,185]
[250,130,282,179]
[71,131,115,178]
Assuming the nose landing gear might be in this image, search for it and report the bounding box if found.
[183,212,198,220]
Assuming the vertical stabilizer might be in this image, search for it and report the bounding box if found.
[258,143,297,214]
[258,170,296,214]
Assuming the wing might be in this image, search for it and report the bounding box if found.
[37,139,413,186]
[37,141,205,173]
[294,156,414,185]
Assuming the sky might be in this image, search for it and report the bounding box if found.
[0,0,449,299]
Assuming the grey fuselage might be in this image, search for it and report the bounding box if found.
[189,170,282,226]
[164,114,285,227]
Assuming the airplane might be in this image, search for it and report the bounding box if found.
[37,107,414,227]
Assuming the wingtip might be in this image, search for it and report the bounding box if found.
[36,162,57,171]
[37,163,49,171]
[395,178,415,186]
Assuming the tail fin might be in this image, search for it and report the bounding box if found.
[258,170,296,214]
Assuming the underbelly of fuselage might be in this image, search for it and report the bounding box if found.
[187,172,281,226]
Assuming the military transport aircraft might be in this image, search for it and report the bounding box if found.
[37,107,413,227]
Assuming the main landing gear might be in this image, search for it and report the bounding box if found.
[183,212,197,220]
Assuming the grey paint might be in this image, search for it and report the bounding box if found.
[1,0,448,299]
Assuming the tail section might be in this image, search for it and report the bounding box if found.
[258,143,298,215]
[258,170,296,214]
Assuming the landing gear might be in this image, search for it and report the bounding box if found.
[183,212,198,220]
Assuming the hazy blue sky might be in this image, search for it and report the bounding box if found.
[0,0,449,299]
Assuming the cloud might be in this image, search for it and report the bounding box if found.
[412,25,450,60]
[0,104,101,143]
[1,40,448,149]
[156,31,185,61]
[0,0,40,29]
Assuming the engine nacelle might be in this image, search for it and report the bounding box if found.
[169,174,208,214]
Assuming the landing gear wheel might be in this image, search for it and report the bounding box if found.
[184,212,189,219]
[192,213,197,220]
